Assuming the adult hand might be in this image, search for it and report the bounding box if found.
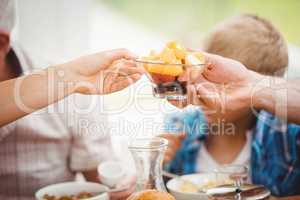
[201,53,253,84]
[172,52,259,108]
[0,49,144,127]
[57,49,144,95]
[159,133,186,164]
[178,53,263,112]
[167,53,300,124]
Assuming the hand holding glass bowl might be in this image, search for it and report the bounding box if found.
[136,41,205,101]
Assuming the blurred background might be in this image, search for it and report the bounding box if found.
[104,0,300,47]
[14,0,300,165]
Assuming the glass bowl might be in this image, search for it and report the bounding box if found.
[136,60,205,100]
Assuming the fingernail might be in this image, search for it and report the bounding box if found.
[207,63,213,70]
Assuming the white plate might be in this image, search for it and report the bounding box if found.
[166,173,230,200]
[35,182,109,200]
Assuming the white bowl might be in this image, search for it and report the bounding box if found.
[98,161,125,188]
[35,182,109,200]
[167,173,229,200]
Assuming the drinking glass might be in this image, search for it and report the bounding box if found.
[128,137,168,192]
[216,165,248,200]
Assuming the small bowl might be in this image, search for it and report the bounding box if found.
[35,182,109,200]
[98,161,125,188]
[136,60,204,101]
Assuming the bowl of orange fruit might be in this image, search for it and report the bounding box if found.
[137,41,205,100]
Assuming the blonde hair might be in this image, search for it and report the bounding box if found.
[203,14,288,76]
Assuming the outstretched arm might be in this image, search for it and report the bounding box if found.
[251,75,300,124]
[0,49,143,127]
[189,53,300,124]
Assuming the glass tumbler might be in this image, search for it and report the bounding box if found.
[128,137,168,192]
[216,164,249,200]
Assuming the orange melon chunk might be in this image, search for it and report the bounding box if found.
[142,41,204,77]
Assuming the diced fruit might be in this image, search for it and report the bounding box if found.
[166,41,187,60]
[150,73,176,83]
[166,41,178,49]
[163,65,183,76]
[149,50,160,60]
[185,54,203,65]
[166,41,184,51]
[185,53,205,81]
[192,52,205,63]
[147,64,183,77]
[174,48,187,60]
[147,64,165,75]
[160,47,177,64]
[141,50,160,61]
[143,63,149,71]
[142,41,204,77]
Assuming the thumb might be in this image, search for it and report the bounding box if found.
[179,52,219,84]
[102,49,137,67]
[202,52,225,83]
[202,52,220,68]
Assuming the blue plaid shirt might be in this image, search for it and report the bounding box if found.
[164,108,300,196]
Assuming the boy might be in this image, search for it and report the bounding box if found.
[163,14,300,196]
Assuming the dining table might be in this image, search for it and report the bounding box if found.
[271,196,300,200]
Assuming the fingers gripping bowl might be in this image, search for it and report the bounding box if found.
[136,41,205,100]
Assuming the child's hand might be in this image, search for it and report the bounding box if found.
[57,49,144,95]
[159,133,186,164]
